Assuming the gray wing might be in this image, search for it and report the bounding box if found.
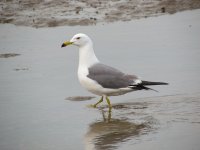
[87,63,139,89]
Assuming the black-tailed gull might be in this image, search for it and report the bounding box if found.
[61,33,168,109]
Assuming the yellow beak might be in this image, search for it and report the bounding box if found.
[61,41,73,47]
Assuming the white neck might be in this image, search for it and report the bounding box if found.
[78,42,99,69]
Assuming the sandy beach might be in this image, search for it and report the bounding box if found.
[0,2,200,150]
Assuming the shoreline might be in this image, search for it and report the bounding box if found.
[1,0,200,28]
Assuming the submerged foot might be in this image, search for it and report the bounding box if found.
[87,96,112,111]
[87,104,97,108]
[87,96,103,108]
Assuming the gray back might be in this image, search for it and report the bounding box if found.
[87,63,138,89]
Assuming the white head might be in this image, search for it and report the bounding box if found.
[61,33,92,48]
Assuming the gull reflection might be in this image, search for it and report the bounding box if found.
[84,107,148,150]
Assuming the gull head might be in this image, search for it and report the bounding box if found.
[61,33,92,48]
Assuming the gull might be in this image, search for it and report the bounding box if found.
[61,33,168,109]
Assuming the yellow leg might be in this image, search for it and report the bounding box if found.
[106,96,112,109]
[93,96,103,108]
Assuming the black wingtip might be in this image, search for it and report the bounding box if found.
[162,82,169,85]
[141,81,169,86]
[158,82,168,85]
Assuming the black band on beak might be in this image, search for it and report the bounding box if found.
[61,43,66,48]
[61,41,73,48]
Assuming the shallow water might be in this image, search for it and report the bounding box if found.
[0,10,200,150]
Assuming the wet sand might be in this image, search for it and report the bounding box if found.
[0,9,200,150]
[1,0,200,27]
[0,53,20,58]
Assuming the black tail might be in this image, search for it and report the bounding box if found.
[130,80,168,92]
[135,84,159,92]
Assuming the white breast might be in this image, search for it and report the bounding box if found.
[78,66,104,96]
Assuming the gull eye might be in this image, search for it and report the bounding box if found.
[76,37,81,40]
